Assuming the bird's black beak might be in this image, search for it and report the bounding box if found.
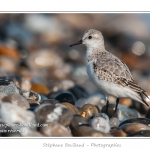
[70,40,82,47]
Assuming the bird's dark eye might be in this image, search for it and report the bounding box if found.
[88,36,92,39]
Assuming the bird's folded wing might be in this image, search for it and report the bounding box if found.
[94,53,144,93]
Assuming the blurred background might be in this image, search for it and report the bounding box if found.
[0,13,150,95]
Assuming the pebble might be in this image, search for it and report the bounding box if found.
[40,99,59,105]
[101,103,138,122]
[119,98,132,107]
[69,115,89,130]
[119,118,150,127]
[54,91,76,105]
[30,82,50,95]
[0,92,8,103]
[40,122,72,137]
[62,102,78,114]
[0,79,20,95]
[71,126,112,137]
[78,104,99,119]
[90,116,110,133]
[119,123,150,134]
[35,104,73,126]
[68,85,89,99]
[109,117,120,128]
[47,90,63,99]
[0,103,36,130]
[110,129,127,137]
[75,93,106,110]
[23,90,41,103]
[7,93,30,109]
[127,130,150,137]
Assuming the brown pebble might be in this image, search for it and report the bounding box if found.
[1,96,11,103]
[62,102,78,114]
[111,129,127,137]
[119,98,132,107]
[27,99,39,104]
[40,122,72,137]
[72,126,112,137]
[78,104,99,119]
[7,93,30,109]
[119,123,150,134]
[31,82,50,95]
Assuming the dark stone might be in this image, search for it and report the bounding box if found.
[127,130,150,137]
[68,85,89,99]
[71,126,111,137]
[54,91,76,105]
[119,118,150,127]
[146,109,150,119]
[47,90,63,99]
[39,122,72,137]
[102,103,138,122]
[40,99,59,105]
[69,115,89,130]
[35,104,73,126]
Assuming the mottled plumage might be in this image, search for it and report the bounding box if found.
[70,29,149,107]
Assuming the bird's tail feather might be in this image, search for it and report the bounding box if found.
[139,92,149,107]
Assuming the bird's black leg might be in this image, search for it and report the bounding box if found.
[112,98,119,117]
[105,98,109,114]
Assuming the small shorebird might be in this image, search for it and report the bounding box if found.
[70,29,149,116]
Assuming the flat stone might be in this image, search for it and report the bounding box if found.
[35,104,73,126]
[78,104,99,119]
[40,122,72,137]
[90,116,110,133]
[102,103,138,122]
[62,102,78,114]
[71,126,112,137]
[0,103,36,130]
[68,85,89,99]
[119,123,150,134]
[54,91,76,105]
[119,118,150,127]
[7,93,30,109]
[111,129,127,137]
[127,130,150,137]
[75,93,106,111]
[69,115,89,130]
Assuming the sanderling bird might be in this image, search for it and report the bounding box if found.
[70,29,149,116]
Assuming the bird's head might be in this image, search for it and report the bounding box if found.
[70,29,104,49]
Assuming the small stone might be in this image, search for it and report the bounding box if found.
[69,115,89,130]
[54,91,76,105]
[127,130,150,137]
[23,90,41,103]
[0,79,20,95]
[68,85,89,99]
[78,104,99,119]
[75,93,106,110]
[62,102,78,114]
[95,113,109,122]
[20,128,45,137]
[7,93,30,109]
[119,123,150,134]
[109,117,120,128]
[90,117,110,133]
[0,92,8,103]
[71,126,112,137]
[101,103,138,122]
[40,99,59,105]
[0,103,36,130]
[119,98,132,107]
[119,118,150,127]
[40,122,72,137]
[111,129,127,137]
[35,104,73,126]
[47,90,63,99]
[31,82,50,95]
